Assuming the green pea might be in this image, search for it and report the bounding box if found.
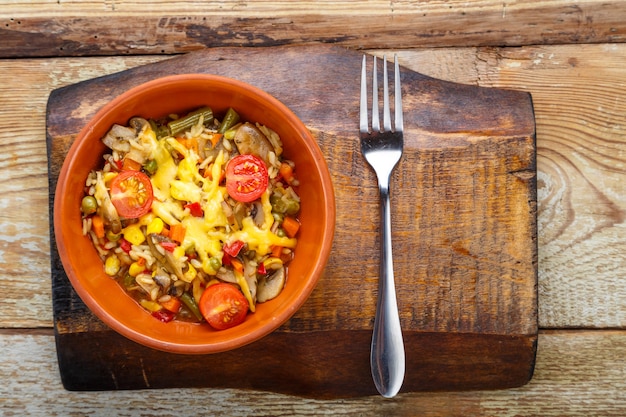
[285,200,300,215]
[209,257,222,272]
[272,198,289,214]
[123,273,135,289]
[144,159,158,175]
[81,196,98,214]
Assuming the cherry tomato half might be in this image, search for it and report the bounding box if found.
[110,170,154,219]
[225,154,269,203]
[199,283,249,330]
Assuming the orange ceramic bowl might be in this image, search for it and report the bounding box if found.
[54,74,335,354]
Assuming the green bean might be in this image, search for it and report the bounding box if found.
[149,119,170,140]
[181,292,203,321]
[167,106,214,136]
[218,108,240,134]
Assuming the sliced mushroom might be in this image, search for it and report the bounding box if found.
[153,268,172,293]
[93,171,122,234]
[216,267,237,284]
[257,266,286,303]
[233,202,248,229]
[146,233,184,280]
[102,124,135,153]
[129,117,149,134]
[244,259,258,305]
[233,122,274,166]
[251,202,265,228]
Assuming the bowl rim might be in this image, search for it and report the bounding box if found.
[53,73,336,354]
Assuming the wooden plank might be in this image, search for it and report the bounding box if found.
[2,44,626,331]
[0,55,166,328]
[0,330,624,415]
[2,0,626,57]
[45,45,536,394]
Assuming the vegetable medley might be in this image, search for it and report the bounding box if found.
[80,106,301,330]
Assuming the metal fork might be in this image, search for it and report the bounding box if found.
[359,54,405,398]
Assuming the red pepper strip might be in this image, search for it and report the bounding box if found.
[160,241,178,252]
[223,240,245,257]
[222,252,232,266]
[119,238,132,253]
[257,263,267,275]
[152,310,175,323]
[184,202,203,217]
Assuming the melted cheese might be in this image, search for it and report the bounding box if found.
[145,128,295,277]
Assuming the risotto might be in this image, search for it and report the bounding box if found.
[79,106,301,330]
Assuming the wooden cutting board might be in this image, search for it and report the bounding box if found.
[46,45,537,398]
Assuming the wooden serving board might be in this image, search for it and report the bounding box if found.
[46,45,537,398]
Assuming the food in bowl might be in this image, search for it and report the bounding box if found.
[80,105,302,330]
[54,74,335,354]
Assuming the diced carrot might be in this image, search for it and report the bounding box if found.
[270,245,283,258]
[160,227,170,238]
[91,215,105,239]
[279,162,294,182]
[169,223,187,243]
[209,133,223,148]
[176,137,199,154]
[122,157,142,171]
[203,163,225,182]
[137,257,146,267]
[161,297,181,313]
[282,216,300,238]
[231,258,244,274]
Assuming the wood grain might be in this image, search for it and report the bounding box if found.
[1,329,624,416]
[2,1,626,57]
[0,0,624,411]
[2,44,625,332]
[0,55,166,328]
[45,45,536,394]
[389,44,626,329]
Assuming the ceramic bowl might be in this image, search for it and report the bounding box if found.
[54,74,335,354]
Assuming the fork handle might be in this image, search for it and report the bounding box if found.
[370,182,406,398]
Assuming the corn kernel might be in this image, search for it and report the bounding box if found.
[182,263,197,283]
[173,245,186,259]
[146,217,164,235]
[104,255,121,276]
[139,299,162,312]
[123,224,145,246]
[103,172,118,185]
[128,261,144,277]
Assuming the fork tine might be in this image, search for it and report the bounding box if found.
[394,55,403,133]
[383,56,391,132]
[371,57,380,132]
[360,55,368,133]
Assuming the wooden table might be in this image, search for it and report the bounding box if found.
[1,1,625,415]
